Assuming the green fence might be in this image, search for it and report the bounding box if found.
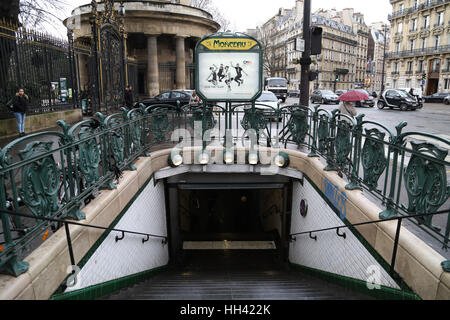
[0,102,449,276]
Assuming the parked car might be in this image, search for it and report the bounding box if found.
[377,89,419,111]
[140,90,193,111]
[311,90,339,104]
[335,89,348,96]
[423,92,450,103]
[444,95,450,105]
[245,91,281,121]
[399,88,423,108]
[288,89,300,98]
[352,89,375,108]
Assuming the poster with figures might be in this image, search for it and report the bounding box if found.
[196,34,263,102]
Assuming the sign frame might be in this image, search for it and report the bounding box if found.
[195,32,263,103]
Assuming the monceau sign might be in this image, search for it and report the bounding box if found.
[195,33,263,102]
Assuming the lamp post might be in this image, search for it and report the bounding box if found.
[299,0,311,106]
[380,24,388,94]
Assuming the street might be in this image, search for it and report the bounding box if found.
[285,97,450,138]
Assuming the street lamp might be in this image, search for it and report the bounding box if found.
[380,24,388,94]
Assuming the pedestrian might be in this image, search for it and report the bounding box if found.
[339,100,357,120]
[190,90,201,106]
[11,88,29,137]
[124,85,134,108]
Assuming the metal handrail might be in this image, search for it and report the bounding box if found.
[0,208,168,268]
[289,209,450,276]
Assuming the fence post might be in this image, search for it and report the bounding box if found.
[380,122,407,219]
[346,113,364,190]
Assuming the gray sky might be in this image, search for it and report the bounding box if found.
[52,0,392,37]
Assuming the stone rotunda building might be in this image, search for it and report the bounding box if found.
[64,0,220,98]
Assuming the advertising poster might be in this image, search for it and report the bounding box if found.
[196,35,262,102]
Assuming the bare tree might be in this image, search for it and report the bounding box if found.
[190,0,231,32]
[19,0,69,32]
[257,27,278,77]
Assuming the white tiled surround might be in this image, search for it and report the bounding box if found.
[65,179,169,292]
[289,180,400,289]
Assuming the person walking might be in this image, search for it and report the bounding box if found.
[339,100,357,120]
[124,85,134,108]
[190,90,201,106]
[11,88,29,137]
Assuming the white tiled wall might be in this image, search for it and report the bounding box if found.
[65,179,169,292]
[289,180,400,289]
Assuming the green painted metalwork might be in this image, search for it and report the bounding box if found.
[334,120,352,168]
[191,107,217,132]
[362,128,387,190]
[18,141,60,218]
[78,126,101,188]
[241,107,267,132]
[442,260,450,272]
[404,142,450,231]
[317,114,329,154]
[287,109,309,145]
[149,109,170,143]
[0,101,449,277]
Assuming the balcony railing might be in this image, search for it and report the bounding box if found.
[1,103,448,278]
[385,45,450,59]
[405,70,414,74]
[391,71,400,75]
[389,0,450,19]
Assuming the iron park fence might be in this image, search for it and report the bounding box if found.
[0,19,78,120]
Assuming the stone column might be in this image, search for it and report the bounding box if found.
[175,36,186,89]
[147,35,159,97]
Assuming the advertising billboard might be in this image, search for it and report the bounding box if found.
[195,33,263,102]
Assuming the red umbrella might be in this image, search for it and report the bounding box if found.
[338,90,369,102]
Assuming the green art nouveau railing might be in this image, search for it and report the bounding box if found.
[0,102,449,276]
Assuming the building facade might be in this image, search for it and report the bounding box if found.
[312,14,358,91]
[367,23,390,91]
[386,0,450,94]
[64,0,220,98]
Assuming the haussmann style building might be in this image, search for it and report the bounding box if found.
[386,0,450,94]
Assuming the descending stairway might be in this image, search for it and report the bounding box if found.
[105,250,372,300]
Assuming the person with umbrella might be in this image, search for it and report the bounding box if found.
[338,90,369,120]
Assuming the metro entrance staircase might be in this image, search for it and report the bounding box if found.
[105,250,371,300]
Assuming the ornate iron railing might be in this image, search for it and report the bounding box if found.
[0,102,449,277]
[0,20,78,120]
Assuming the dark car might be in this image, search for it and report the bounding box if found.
[444,95,450,105]
[288,89,300,98]
[335,89,348,96]
[311,90,339,104]
[423,92,450,103]
[140,90,193,111]
[377,89,419,111]
[352,89,375,108]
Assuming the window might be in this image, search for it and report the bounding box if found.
[418,60,424,72]
[399,3,404,12]
[413,0,419,9]
[423,15,430,28]
[394,62,399,72]
[406,79,411,87]
[398,22,403,33]
[395,42,401,53]
[445,79,450,90]
[432,59,440,72]
[410,39,415,51]
[408,61,413,72]
[437,12,444,26]
[411,19,417,31]
[446,58,450,71]
[421,37,426,49]
[435,35,440,49]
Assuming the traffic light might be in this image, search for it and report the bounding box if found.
[311,27,323,55]
[309,71,318,81]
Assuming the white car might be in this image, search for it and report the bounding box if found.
[243,91,282,121]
